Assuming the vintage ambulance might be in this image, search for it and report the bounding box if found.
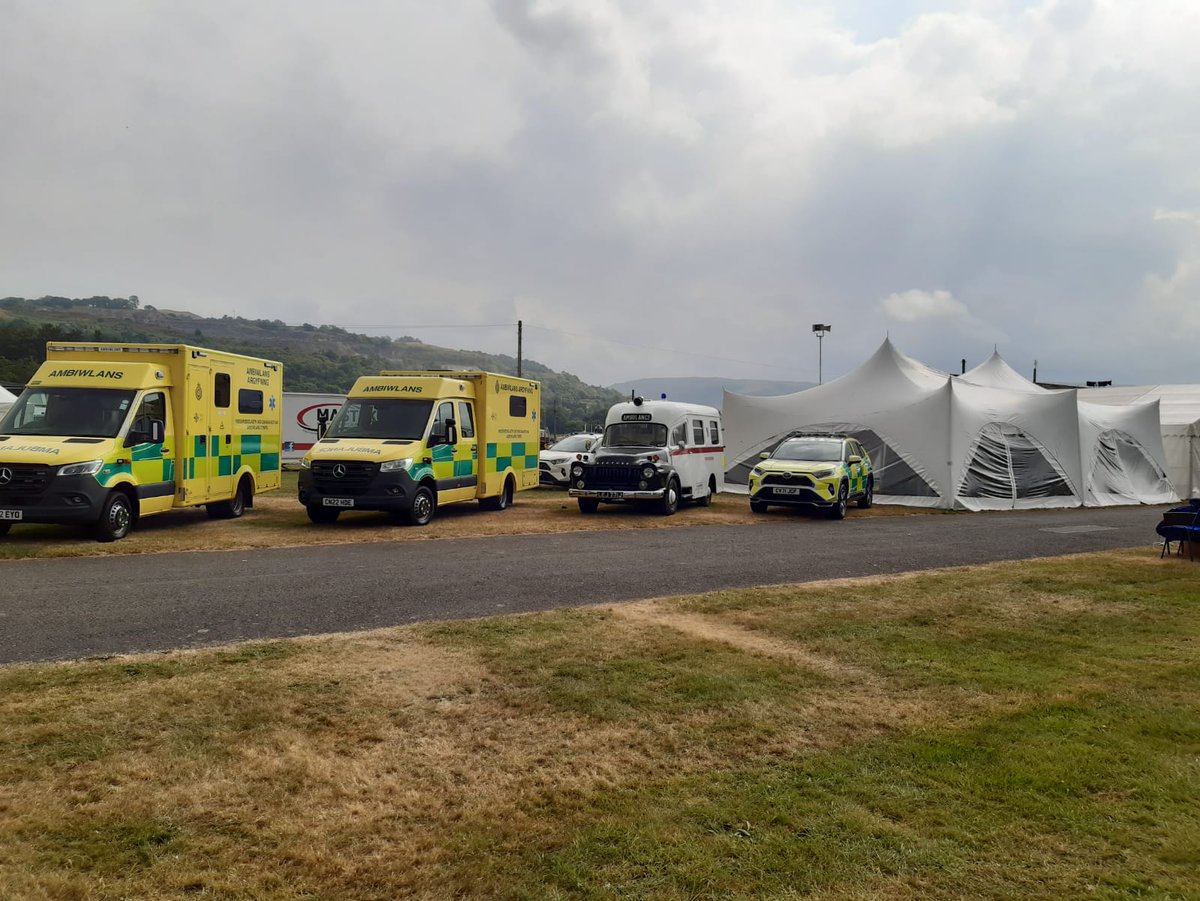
[568,396,724,515]
[0,343,283,541]
[297,370,540,525]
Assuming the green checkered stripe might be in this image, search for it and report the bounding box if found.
[97,443,176,488]
[485,441,538,473]
[185,433,281,480]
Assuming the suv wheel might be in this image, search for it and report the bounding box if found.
[829,481,848,520]
[857,478,874,509]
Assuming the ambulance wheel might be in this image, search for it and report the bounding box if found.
[695,477,716,507]
[207,479,249,519]
[482,476,514,511]
[660,478,679,516]
[857,478,874,509]
[406,486,436,526]
[306,504,341,524]
[94,491,134,542]
[750,500,768,514]
[578,498,599,514]
[0,522,11,537]
[829,481,849,520]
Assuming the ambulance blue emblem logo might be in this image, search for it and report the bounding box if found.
[268,396,277,411]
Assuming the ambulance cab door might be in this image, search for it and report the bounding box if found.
[126,389,177,515]
[208,363,235,502]
[456,400,479,497]
[430,400,475,505]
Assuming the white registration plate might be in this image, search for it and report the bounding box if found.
[323,498,354,508]
[773,486,803,496]
[0,509,22,521]
[597,491,625,500]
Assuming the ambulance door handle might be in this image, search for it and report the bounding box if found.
[225,434,232,445]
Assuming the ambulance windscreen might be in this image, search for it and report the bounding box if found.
[324,399,434,441]
[603,422,668,448]
[0,388,135,438]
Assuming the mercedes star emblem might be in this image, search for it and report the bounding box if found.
[0,467,11,486]
[332,464,346,479]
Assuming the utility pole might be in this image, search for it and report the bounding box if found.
[812,324,831,384]
[517,319,523,378]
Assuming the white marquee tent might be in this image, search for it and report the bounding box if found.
[723,340,1176,510]
[1079,385,1200,500]
[0,385,16,420]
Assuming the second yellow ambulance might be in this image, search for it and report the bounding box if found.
[297,370,541,525]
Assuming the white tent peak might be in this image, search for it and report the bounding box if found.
[961,351,1047,394]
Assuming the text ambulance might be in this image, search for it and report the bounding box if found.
[569,397,724,515]
[0,343,283,541]
[297,370,540,525]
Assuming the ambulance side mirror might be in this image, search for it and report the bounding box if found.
[429,421,450,446]
[849,455,862,464]
[759,451,770,460]
[446,419,458,446]
[125,419,165,447]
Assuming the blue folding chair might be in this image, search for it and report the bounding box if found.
[1157,508,1200,559]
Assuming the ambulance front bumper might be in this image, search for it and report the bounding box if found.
[569,487,666,501]
[0,472,111,525]
[297,466,420,513]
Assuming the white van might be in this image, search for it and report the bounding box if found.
[568,397,723,515]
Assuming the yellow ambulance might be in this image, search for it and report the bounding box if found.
[298,370,540,525]
[0,343,283,541]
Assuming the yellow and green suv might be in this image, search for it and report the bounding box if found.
[747,434,873,519]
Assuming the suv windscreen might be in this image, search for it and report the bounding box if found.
[324,399,434,440]
[773,439,843,462]
[549,434,596,453]
[603,422,668,448]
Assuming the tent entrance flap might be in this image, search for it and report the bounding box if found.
[1088,430,1175,505]
[959,422,1075,506]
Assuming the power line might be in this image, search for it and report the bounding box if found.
[332,320,803,375]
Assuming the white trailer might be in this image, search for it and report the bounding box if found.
[282,392,344,468]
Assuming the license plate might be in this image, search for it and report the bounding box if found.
[597,491,624,500]
[773,486,803,496]
[0,509,22,521]
[323,498,354,508]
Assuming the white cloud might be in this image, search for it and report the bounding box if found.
[880,289,969,321]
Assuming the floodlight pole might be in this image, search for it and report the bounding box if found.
[812,323,831,384]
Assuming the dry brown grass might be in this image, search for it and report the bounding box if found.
[6,550,1194,899]
[0,481,926,560]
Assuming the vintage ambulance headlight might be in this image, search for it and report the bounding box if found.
[641,465,656,480]
[571,464,584,478]
[380,458,414,473]
[813,468,835,479]
[57,459,104,477]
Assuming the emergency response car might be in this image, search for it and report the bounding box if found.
[297,370,540,525]
[539,432,601,487]
[0,343,283,541]
[568,397,723,515]
[747,434,874,519]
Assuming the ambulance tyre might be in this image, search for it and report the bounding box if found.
[578,498,599,514]
[695,477,716,507]
[750,500,768,514]
[94,490,134,542]
[660,478,679,516]
[857,477,874,509]
[481,476,514,511]
[306,504,340,524]
[406,485,436,526]
[829,481,848,520]
[207,477,250,519]
[0,522,11,537]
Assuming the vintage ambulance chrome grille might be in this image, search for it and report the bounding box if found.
[585,463,643,488]
[0,464,53,497]
[311,461,378,494]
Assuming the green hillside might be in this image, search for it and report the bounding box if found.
[0,296,620,433]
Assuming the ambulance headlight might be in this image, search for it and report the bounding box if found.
[380,458,414,473]
[57,459,104,477]
[813,468,835,479]
[571,464,584,478]
[299,457,312,469]
[750,466,763,478]
[641,465,656,480]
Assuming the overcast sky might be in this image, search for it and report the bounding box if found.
[4,0,1199,388]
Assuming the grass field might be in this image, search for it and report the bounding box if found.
[2,549,1197,899]
[0,471,924,561]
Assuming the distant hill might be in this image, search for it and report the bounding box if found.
[608,376,814,409]
[0,295,623,432]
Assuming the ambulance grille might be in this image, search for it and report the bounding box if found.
[585,463,643,488]
[0,464,53,498]
[311,461,378,494]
